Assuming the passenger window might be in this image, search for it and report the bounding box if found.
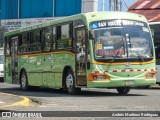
[20,33,30,53]
[44,27,52,51]
[57,23,73,49]
[30,30,41,52]
[5,37,11,56]
[52,27,56,50]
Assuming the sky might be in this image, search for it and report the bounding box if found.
[98,0,137,11]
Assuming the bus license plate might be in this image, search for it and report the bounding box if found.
[125,80,134,86]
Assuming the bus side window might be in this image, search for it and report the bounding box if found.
[5,37,11,56]
[156,47,160,59]
[76,29,86,62]
[44,27,52,51]
[57,23,73,50]
[30,30,41,52]
[52,27,56,50]
[21,32,30,53]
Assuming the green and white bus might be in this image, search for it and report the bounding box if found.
[149,22,160,84]
[4,12,156,95]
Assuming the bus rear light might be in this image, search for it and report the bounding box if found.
[145,72,156,79]
[88,73,110,81]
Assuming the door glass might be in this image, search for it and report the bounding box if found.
[76,28,87,86]
[76,29,86,70]
[11,37,18,83]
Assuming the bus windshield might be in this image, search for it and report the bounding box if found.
[90,20,153,60]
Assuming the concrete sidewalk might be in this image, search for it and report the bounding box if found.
[0,92,30,109]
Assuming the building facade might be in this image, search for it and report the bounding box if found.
[0,0,136,31]
[1,0,100,20]
[128,0,160,22]
[0,0,100,31]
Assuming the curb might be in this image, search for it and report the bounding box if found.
[0,92,30,108]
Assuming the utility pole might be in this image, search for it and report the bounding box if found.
[109,0,122,11]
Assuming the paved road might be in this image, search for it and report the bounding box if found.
[0,82,160,119]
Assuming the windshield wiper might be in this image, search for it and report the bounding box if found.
[111,37,125,62]
[136,52,144,62]
[110,45,123,62]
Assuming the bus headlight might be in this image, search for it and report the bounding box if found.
[88,72,110,81]
[145,72,156,79]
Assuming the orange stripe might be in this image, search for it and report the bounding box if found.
[19,51,75,57]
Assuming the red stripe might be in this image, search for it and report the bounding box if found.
[130,70,134,72]
[137,69,141,72]
[144,69,147,71]
[121,70,126,72]
[113,70,117,72]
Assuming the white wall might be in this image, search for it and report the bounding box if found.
[82,0,98,13]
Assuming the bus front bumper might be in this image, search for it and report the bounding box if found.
[87,78,156,88]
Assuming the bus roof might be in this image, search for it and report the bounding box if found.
[4,11,147,36]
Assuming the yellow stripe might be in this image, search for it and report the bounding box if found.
[0,92,30,108]
[91,60,155,65]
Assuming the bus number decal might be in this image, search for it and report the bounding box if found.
[99,50,124,56]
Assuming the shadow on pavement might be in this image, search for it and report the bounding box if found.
[0,83,148,98]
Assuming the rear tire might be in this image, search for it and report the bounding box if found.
[116,87,130,94]
[20,71,30,91]
[65,69,81,95]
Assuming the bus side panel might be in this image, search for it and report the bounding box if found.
[4,57,12,83]
[19,55,43,87]
[51,52,75,88]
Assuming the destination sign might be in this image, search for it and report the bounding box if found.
[91,20,145,29]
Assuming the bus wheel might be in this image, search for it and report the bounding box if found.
[20,71,29,91]
[116,87,130,94]
[65,69,80,95]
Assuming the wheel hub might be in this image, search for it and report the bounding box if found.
[66,74,73,92]
[21,74,26,88]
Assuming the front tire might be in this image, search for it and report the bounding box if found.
[116,87,130,94]
[65,69,80,95]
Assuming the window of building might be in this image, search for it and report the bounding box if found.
[55,0,81,16]
[20,0,53,18]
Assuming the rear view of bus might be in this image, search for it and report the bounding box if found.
[87,12,156,94]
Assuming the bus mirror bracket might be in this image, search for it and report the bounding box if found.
[151,29,154,38]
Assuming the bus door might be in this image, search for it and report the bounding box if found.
[11,36,18,84]
[75,28,87,86]
[155,46,160,83]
